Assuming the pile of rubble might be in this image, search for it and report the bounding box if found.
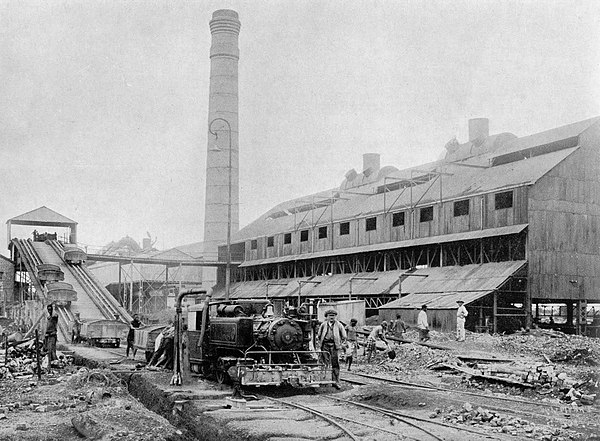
[433,360,597,406]
[438,402,585,440]
[493,331,600,366]
[0,337,70,380]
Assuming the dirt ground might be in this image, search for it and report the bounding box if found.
[0,363,183,441]
[1,329,599,441]
[344,328,600,440]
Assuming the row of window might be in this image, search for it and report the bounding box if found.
[249,191,514,249]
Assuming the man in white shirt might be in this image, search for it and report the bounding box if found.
[456,300,468,342]
[417,304,430,342]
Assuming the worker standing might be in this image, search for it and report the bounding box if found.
[417,305,430,342]
[344,318,359,371]
[45,304,59,364]
[127,314,142,358]
[316,310,347,389]
[456,300,468,342]
[71,312,83,344]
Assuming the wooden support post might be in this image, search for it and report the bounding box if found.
[35,329,41,380]
[492,290,498,334]
[525,281,532,330]
[129,262,134,312]
[566,302,574,326]
[118,262,122,306]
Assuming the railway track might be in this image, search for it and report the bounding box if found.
[341,371,600,423]
[268,392,514,441]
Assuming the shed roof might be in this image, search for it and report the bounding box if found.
[238,224,527,267]
[213,261,526,301]
[7,206,77,226]
[380,260,527,310]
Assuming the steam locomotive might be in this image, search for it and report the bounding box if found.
[187,299,333,387]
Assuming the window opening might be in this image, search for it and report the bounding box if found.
[420,206,433,222]
[495,191,513,210]
[454,199,470,217]
[318,226,327,239]
[366,217,377,231]
[392,212,405,227]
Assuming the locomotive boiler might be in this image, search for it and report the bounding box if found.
[187,299,334,387]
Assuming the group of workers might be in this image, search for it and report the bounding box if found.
[316,301,469,388]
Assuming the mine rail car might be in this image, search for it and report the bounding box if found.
[62,243,87,265]
[46,281,77,304]
[37,263,65,283]
[187,299,334,388]
[33,231,57,242]
[134,325,167,361]
[80,319,129,348]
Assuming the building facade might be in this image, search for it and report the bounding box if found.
[214,117,600,334]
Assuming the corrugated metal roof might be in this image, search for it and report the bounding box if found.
[213,261,526,303]
[233,144,575,242]
[238,224,527,267]
[380,260,527,309]
[7,206,77,225]
[213,270,401,300]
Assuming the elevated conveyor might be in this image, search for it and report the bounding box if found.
[11,239,73,342]
[12,239,132,342]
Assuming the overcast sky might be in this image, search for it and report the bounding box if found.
[1,0,599,253]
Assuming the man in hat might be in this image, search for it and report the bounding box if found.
[317,309,347,389]
[417,304,430,342]
[366,320,389,362]
[456,300,468,342]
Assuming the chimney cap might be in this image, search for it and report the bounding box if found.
[212,9,239,19]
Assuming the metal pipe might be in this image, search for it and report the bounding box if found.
[171,288,207,386]
[349,276,377,301]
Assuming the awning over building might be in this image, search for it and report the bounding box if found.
[238,224,528,268]
[213,270,403,300]
[380,260,527,310]
[213,260,526,302]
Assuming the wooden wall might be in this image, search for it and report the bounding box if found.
[528,123,600,302]
[242,187,529,263]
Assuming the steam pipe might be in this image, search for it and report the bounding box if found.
[171,288,207,386]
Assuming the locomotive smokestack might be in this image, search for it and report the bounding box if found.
[203,10,241,289]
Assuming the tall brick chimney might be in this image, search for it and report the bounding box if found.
[203,10,241,289]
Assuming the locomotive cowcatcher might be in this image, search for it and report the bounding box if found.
[187,298,334,387]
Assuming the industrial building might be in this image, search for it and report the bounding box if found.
[213,116,600,335]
